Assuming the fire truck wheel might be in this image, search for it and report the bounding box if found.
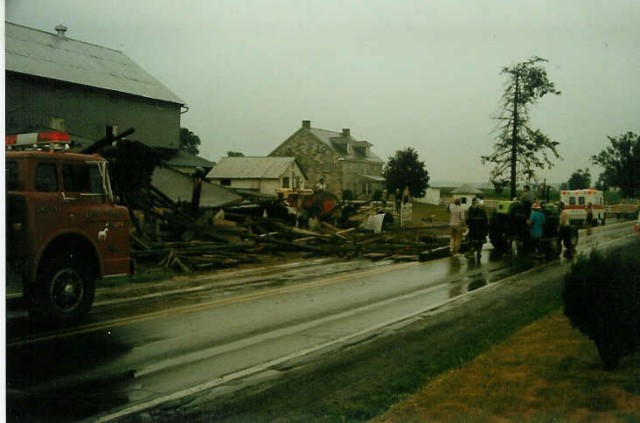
[596,340,620,370]
[34,252,96,325]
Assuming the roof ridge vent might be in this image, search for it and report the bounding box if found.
[55,24,67,38]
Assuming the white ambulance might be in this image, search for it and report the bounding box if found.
[560,189,606,226]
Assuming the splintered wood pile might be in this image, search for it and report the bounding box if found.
[131,193,449,274]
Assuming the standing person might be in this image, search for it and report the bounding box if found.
[586,202,594,235]
[557,201,573,258]
[520,185,535,213]
[403,186,411,204]
[528,202,546,258]
[448,198,466,257]
[466,197,488,260]
[314,178,326,193]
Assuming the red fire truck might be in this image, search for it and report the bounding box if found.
[6,131,132,325]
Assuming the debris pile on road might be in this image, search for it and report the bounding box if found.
[130,195,450,274]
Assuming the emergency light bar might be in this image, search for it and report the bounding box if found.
[5,131,71,146]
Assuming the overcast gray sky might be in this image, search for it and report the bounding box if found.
[5,0,640,185]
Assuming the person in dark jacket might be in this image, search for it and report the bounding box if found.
[466,197,488,260]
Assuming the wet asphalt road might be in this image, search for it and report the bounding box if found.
[5,221,636,422]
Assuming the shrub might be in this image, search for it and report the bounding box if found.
[562,243,640,369]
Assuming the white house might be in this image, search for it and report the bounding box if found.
[450,184,484,209]
[415,187,441,205]
[207,157,307,197]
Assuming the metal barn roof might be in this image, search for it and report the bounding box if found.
[162,149,215,171]
[5,21,185,105]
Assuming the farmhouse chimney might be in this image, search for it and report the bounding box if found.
[342,128,351,137]
[55,24,67,37]
[302,120,311,129]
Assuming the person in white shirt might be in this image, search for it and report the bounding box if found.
[448,198,466,257]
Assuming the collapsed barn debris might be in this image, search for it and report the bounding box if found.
[129,191,451,274]
[91,130,449,275]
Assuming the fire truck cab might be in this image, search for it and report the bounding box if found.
[6,132,132,325]
[560,189,606,227]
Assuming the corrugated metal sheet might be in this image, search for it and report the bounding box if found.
[152,166,242,208]
[5,22,184,105]
[163,149,215,170]
[207,157,301,179]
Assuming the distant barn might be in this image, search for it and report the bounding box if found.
[451,184,483,209]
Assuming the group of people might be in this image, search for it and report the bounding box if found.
[448,185,578,260]
[521,185,577,258]
[448,194,488,259]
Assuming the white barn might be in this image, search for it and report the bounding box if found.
[207,157,307,197]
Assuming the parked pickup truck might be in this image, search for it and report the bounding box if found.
[6,148,132,325]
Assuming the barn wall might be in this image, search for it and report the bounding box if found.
[6,72,181,148]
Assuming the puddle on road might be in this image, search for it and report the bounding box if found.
[446,250,543,298]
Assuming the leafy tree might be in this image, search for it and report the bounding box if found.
[591,131,640,197]
[382,147,429,198]
[482,56,561,199]
[179,127,201,155]
[492,180,507,197]
[566,168,592,190]
[227,151,245,157]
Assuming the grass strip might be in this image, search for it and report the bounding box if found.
[376,310,640,422]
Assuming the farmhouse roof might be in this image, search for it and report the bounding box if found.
[207,157,305,179]
[451,183,483,194]
[5,21,185,105]
[271,120,383,164]
[307,127,383,163]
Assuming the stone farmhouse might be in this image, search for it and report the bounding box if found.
[269,120,384,199]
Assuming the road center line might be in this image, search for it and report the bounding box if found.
[8,262,416,347]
